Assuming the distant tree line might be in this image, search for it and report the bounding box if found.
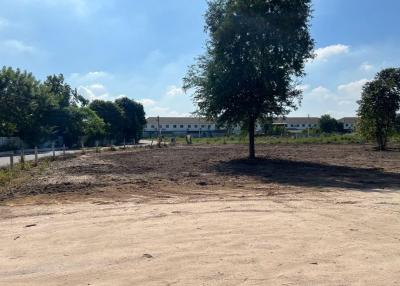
[0,66,146,148]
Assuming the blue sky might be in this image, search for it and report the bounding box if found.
[1,0,400,118]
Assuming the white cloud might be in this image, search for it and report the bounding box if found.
[296,84,310,92]
[69,71,111,83]
[337,79,369,98]
[0,40,35,54]
[309,86,333,100]
[148,106,189,117]
[315,44,350,61]
[78,83,109,101]
[138,98,157,107]
[165,85,184,98]
[359,62,374,72]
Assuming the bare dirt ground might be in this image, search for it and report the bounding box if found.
[1,144,400,285]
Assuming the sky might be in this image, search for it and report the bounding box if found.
[1,0,400,118]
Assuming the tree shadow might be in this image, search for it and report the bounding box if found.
[215,157,400,192]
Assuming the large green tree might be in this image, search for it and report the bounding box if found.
[61,106,106,147]
[0,67,53,145]
[43,74,89,146]
[89,100,124,143]
[115,97,146,143]
[184,0,314,158]
[357,68,400,150]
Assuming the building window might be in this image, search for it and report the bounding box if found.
[180,125,184,128]
[166,125,169,128]
[159,125,162,128]
[188,125,191,128]
[194,125,198,128]
[151,125,155,128]
[201,125,205,128]
[173,125,177,128]
[208,125,211,129]
[302,124,305,127]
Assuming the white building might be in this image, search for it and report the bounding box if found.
[273,117,320,131]
[143,116,358,137]
[338,117,358,131]
[143,117,223,137]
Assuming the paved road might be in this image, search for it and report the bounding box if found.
[0,150,79,168]
[0,141,152,168]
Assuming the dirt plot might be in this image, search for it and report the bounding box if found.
[1,144,400,203]
[1,144,400,285]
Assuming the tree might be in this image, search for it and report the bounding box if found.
[89,100,124,142]
[44,74,88,108]
[61,106,106,147]
[357,68,400,150]
[319,114,343,134]
[0,67,53,146]
[43,74,89,146]
[115,97,146,143]
[395,114,400,133]
[89,100,124,143]
[183,0,314,159]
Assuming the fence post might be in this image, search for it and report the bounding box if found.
[124,138,126,149]
[63,144,66,158]
[52,142,55,160]
[34,146,38,166]
[20,148,25,169]
[9,154,14,170]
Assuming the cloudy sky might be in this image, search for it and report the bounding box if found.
[1,0,400,118]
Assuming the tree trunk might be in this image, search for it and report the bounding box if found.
[248,117,256,159]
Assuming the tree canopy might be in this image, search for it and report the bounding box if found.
[357,68,400,150]
[184,0,314,158]
[115,97,146,143]
[0,66,146,148]
[319,115,344,134]
[89,100,125,142]
[0,67,52,145]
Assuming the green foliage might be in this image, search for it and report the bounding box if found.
[169,134,365,145]
[184,0,314,158]
[0,67,146,148]
[0,67,52,145]
[357,68,400,150]
[115,97,146,142]
[395,113,400,133]
[319,114,344,134]
[0,159,50,187]
[89,100,124,142]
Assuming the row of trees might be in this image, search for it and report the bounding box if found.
[0,67,145,148]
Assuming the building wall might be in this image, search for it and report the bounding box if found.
[144,123,216,133]
[143,117,358,137]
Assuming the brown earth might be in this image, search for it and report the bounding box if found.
[1,144,400,285]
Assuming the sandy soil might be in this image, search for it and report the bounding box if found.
[1,144,400,285]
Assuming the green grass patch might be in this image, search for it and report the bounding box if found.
[0,159,51,188]
[163,133,368,145]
